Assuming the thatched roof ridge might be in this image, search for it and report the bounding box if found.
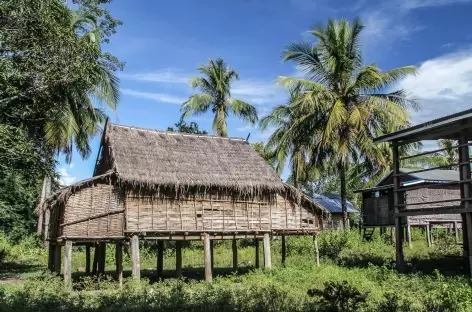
[100,123,285,194]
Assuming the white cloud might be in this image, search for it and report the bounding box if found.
[120,70,191,84]
[398,49,472,124]
[121,88,186,104]
[57,164,76,186]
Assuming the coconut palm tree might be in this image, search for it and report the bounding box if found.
[278,18,417,229]
[44,9,119,162]
[181,58,258,137]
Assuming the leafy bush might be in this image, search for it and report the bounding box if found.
[308,281,368,312]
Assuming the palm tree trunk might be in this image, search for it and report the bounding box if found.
[338,161,349,230]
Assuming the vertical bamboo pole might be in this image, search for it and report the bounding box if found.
[255,239,260,268]
[459,130,472,277]
[115,243,123,288]
[92,244,98,275]
[263,233,271,269]
[98,243,106,275]
[64,241,72,290]
[204,233,212,282]
[85,245,91,275]
[157,241,164,279]
[131,235,140,280]
[281,235,286,266]
[313,235,320,266]
[232,238,238,272]
[406,221,412,248]
[176,241,183,278]
[194,193,198,230]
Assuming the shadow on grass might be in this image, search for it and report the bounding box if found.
[0,262,45,278]
[337,254,467,276]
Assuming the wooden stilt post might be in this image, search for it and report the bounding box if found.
[465,214,472,276]
[92,244,99,275]
[64,241,72,290]
[85,245,91,275]
[406,222,412,248]
[48,244,54,272]
[232,238,238,272]
[98,242,106,275]
[176,241,182,278]
[459,130,472,277]
[392,141,404,272]
[281,235,286,266]
[115,243,123,288]
[313,234,320,266]
[210,239,214,270]
[156,241,164,279]
[204,233,212,282]
[54,244,62,275]
[255,239,260,268]
[263,233,271,269]
[426,224,432,247]
[454,222,459,244]
[131,235,140,280]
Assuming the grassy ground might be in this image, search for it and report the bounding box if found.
[1,229,471,311]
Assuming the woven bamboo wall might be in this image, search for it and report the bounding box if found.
[125,188,320,232]
[363,195,394,226]
[59,184,125,238]
[405,185,460,209]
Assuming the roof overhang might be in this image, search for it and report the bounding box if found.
[374,109,472,144]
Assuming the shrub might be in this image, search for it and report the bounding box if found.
[307,281,368,312]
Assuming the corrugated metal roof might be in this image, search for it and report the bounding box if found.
[400,168,460,182]
[312,193,358,214]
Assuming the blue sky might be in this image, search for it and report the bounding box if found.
[58,0,472,185]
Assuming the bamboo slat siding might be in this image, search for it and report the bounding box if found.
[60,184,125,238]
[46,183,321,239]
[125,188,320,232]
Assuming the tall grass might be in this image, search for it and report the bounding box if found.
[1,229,471,311]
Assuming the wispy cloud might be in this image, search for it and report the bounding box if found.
[398,48,472,124]
[121,88,186,104]
[57,164,76,186]
[121,70,191,84]
[399,0,471,10]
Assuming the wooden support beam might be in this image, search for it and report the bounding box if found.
[426,224,432,247]
[263,233,271,269]
[98,243,106,275]
[131,235,140,280]
[64,241,72,290]
[48,244,54,272]
[176,241,182,278]
[85,246,91,275]
[313,235,320,266]
[54,244,61,275]
[281,235,286,266]
[454,222,459,244]
[406,223,412,248]
[255,239,260,268]
[156,241,164,279]
[92,244,98,275]
[204,233,212,282]
[466,213,472,276]
[210,240,214,270]
[232,238,238,272]
[115,243,123,288]
[392,142,404,272]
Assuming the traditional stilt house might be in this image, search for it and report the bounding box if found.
[37,123,328,287]
[358,168,462,244]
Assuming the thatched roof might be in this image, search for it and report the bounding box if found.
[99,123,285,193]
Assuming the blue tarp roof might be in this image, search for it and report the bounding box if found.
[313,193,358,214]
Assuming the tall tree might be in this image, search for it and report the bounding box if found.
[278,19,417,229]
[167,120,208,134]
[181,58,258,137]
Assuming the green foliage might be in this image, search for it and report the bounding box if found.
[308,281,368,312]
[167,120,208,134]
